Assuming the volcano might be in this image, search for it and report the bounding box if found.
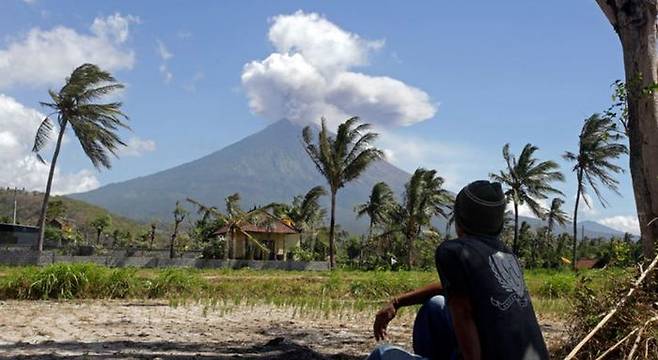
[70,120,411,233]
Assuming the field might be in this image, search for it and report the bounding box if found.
[0,265,627,359]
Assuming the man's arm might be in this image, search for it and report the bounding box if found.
[448,293,481,360]
[373,282,442,340]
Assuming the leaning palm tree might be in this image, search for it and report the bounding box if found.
[563,114,627,269]
[32,63,128,252]
[303,117,384,269]
[490,143,564,255]
[393,168,453,268]
[354,182,396,240]
[545,198,570,239]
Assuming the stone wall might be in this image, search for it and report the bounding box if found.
[0,250,329,271]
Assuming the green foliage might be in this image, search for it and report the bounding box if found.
[202,237,226,259]
[302,117,384,268]
[354,182,396,237]
[148,268,204,298]
[0,263,140,300]
[537,272,575,298]
[291,246,316,262]
[46,199,68,221]
[392,169,452,268]
[491,143,565,255]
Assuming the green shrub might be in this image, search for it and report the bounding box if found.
[148,268,205,298]
[537,273,575,298]
[0,263,143,300]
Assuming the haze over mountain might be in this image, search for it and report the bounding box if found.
[71,119,631,238]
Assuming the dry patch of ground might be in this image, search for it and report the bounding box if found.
[0,300,565,359]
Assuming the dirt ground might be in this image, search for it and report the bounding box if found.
[0,300,566,359]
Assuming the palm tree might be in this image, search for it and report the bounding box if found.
[563,114,628,269]
[354,182,396,240]
[394,168,453,268]
[32,63,128,252]
[542,198,569,267]
[490,143,565,256]
[302,117,384,269]
[274,186,327,253]
[89,214,112,245]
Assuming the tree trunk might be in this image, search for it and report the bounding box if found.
[149,224,156,249]
[170,221,180,259]
[36,122,67,252]
[573,170,583,271]
[329,191,337,269]
[223,230,230,261]
[513,201,519,255]
[596,0,658,257]
[96,229,102,245]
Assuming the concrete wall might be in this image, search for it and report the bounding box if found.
[0,250,330,271]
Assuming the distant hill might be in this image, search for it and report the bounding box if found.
[71,119,410,233]
[515,217,631,240]
[0,188,146,236]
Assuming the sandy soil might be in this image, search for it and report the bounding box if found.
[0,300,566,359]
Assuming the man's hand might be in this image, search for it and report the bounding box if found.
[373,301,397,341]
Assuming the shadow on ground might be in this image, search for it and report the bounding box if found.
[0,337,365,360]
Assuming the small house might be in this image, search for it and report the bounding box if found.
[214,213,301,261]
[0,223,39,248]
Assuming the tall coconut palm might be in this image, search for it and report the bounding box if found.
[563,114,628,269]
[394,168,453,268]
[32,63,128,252]
[490,143,565,255]
[302,117,384,269]
[354,182,396,240]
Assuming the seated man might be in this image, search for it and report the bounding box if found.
[367,180,549,360]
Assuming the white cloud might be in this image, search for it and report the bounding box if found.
[242,11,436,128]
[118,136,156,157]
[576,193,598,217]
[268,11,383,74]
[598,215,640,235]
[159,64,173,83]
[514,199,550,219]
[377,131,489,191]
[0,94,99,195]
[182,71,205,92]
[91,13,140,44]
[0,13,138,89]
[156,40,173,83]
[177,30,192,39]
[156,39,173,60]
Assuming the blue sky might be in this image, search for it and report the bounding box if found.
[0,1,640,233]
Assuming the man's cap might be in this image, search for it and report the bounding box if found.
[454,180,506,236]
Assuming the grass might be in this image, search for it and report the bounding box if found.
[0,264,627,318]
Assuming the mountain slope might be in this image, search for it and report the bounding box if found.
[0,188,145,234]
[71,120,410,232]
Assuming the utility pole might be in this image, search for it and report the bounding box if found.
[12,187,17,225]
